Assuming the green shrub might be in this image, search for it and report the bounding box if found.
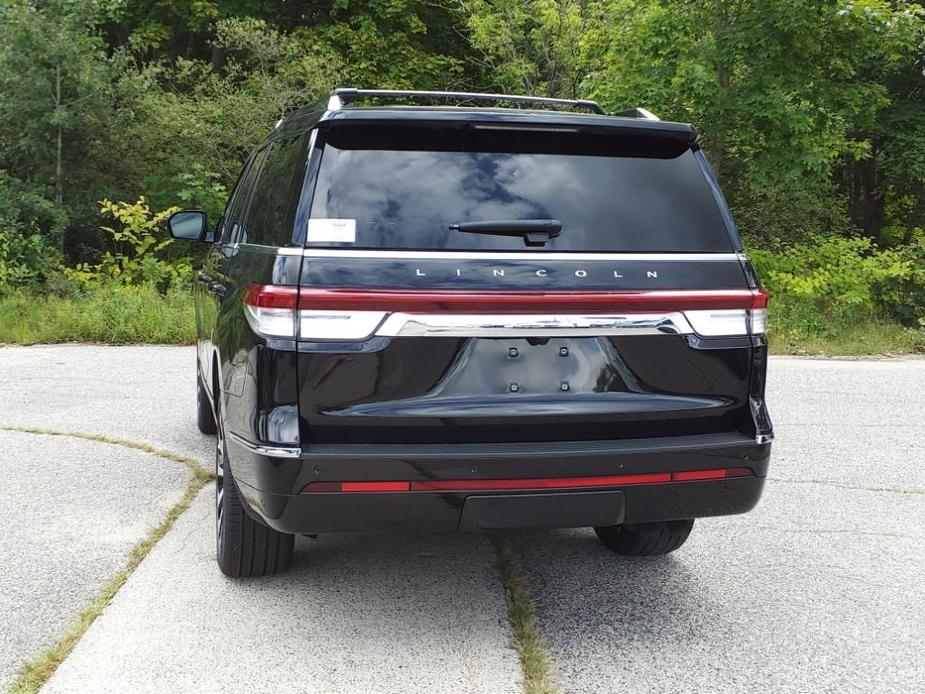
[751,236,925,353]
[69,198,190,291]
[878,235,925,327]
[0,228,65,294]
[751,236,911,319]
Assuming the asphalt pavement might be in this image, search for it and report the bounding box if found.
[0,345,521,694]
[1,346,923,693]
[0,430,188,691]
[42,490,519,694]
[515,358,925,693]
[0,344,213,463]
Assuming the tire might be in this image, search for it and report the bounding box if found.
[196,373,217,435]
[594,519,695,556]
[215,393,294,577]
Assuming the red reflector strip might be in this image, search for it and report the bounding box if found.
[672,469,727,481]
[243,283,299,309]
[410,473,670,491]
[340,481,410,492]
[671,467,753,481]
[297,288,769,313]
[301,468,754,493]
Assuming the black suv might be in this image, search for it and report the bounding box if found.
[169,88,773,577]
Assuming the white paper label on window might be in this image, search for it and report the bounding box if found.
[307,218,356,243]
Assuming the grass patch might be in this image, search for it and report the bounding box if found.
[769,320,925,356]
[0,426,213,694]
[766,300,925,356]
[0,286,196,345]
[491,536,558,694]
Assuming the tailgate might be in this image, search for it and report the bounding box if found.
[293,251,764,444]
[286,120,768,445]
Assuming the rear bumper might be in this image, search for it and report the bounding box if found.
[226,432,770,534]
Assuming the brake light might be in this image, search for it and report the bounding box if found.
[243,284,769,340]
[294,287,768,313]
[242,284,298,308]
[242,284,298,338]
[243,284,387,339]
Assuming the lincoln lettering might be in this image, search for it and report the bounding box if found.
[411,267,658,280]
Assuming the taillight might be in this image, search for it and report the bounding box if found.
[243,284,769,340]
[242,284,298,338]
[294,287,768,313]
[243,284,387,340]
[683,288,768,336]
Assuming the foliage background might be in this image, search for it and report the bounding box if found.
[0,0,923,350]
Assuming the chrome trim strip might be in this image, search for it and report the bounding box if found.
[227,432,301,458]
[755,434,774,445]
[279,248,741,262]
[376,312,694,337]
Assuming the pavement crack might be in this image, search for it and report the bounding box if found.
[752,524,914,540]
[490,535,558,694]
[767,477,923,496]
[0,424,214,694]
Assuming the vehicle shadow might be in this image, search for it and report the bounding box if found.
[502,526,732,648]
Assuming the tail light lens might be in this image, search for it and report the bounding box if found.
[242,285,298,338]
[243,284,386,339]
[243,284,769,340]
[683,308,768,336]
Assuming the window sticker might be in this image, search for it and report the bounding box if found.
[307,218,356,243]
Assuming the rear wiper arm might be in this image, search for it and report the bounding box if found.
[449,219,562,247]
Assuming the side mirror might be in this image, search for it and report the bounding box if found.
[167,210,208,242]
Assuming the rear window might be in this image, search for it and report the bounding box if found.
[308,125,733,252]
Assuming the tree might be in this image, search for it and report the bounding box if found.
[0,0,118,250]
[581,0,924,244]
[462,0,600,96]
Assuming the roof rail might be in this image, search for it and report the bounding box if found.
[327,87,606,115]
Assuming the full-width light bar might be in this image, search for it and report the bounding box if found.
[301,467,754,493]
[242,284,769,340]
[295,287,769,313]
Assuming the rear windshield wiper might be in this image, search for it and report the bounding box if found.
[449,219,562,247]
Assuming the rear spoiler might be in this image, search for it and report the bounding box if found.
[316,108,698,146]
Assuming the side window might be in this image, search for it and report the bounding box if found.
[241,133,306,247]
[216,154,253,243]
[224,147,269,245]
